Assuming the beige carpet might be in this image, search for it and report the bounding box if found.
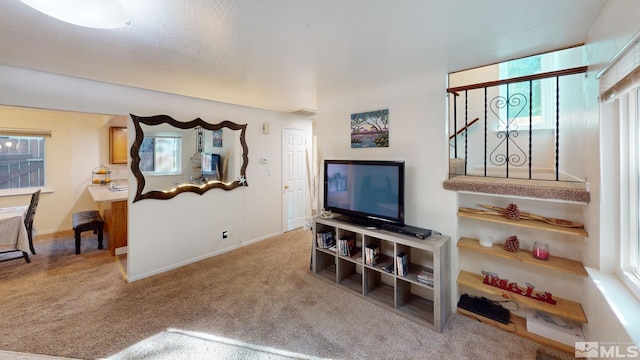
[0,229,573,360]
[443,175,590,203]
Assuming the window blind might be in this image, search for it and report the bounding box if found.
[0,127,51,137]
[599,32,640,101]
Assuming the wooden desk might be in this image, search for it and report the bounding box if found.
[87,185,127,256]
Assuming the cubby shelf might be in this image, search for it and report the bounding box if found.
[456,270,587,323]
[457,237,588,277]
[313,217,451,332]
[457,210,588,237]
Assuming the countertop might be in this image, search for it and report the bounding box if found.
[88,183,128,202]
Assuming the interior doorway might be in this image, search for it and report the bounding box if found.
[282,128,306,231]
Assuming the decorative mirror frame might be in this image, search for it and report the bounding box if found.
[130,114,248,202]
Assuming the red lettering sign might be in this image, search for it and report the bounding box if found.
[481,271,556,305]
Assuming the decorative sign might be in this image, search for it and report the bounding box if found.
[481,271,556,305]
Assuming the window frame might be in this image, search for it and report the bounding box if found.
[138,132,183,177]
[0,134,47,192]
[619,86,640,301]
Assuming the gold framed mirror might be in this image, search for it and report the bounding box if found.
[130,114,248,202]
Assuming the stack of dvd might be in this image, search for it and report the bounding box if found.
[417,269,434,287]
[316,231,334,249]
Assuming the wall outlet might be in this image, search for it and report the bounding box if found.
[222,231,228,239]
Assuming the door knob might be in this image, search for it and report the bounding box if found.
[284,185,289,189]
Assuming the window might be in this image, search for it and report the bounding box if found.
[499,54,556,130]
[599,35,640,300]
[139,134,182,176]
[0,135,46,190]
[505,56,542,116]
[604,84,640,300]
[619,86,640,299]
[497,46,585,131]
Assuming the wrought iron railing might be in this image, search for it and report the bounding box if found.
[447,66,587,181]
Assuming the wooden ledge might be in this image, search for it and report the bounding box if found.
[457,270,587,323]
[457,237,588,276]
[443,176,590,204]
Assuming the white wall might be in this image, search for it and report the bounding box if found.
[581,0,640,349]
[0,65,312,281]
[316,70,459,300]
[316,74,457,236]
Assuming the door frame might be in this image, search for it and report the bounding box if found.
[281,127,309,232]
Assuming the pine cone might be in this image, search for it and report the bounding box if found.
[504,235,520,252]
[505,203,521,221]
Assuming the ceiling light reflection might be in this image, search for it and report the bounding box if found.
[20,0,130,29]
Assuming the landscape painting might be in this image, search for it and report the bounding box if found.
[350,109,389,148]
[212,129,223,147]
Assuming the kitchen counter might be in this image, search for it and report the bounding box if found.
[87,183,128,256]
[87,184,128,203]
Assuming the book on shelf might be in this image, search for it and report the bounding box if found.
[338,238,358,257]
[396,252,408,277]
[364,244,380,266]
[316,231,334,249]
[525,309,585,346]
[417,269,434,286]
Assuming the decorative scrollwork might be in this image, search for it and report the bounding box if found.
[489,93,528,167]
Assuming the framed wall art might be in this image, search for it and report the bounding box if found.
[350,109,389,148]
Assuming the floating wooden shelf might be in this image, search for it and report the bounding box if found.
[457,237,587,277]
[457,308,574,354]
[457,210,588,237]
[456,270,587,323]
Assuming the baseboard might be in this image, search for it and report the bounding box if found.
[115,246,128,256]
[34,230,74,241]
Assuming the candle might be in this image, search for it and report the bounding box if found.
[533,241,550,260]
[479,235,494,248]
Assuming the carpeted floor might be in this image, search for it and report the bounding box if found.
[443,175,590,203]
[0,229,573,360]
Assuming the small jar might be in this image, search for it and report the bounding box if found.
[479,235,494,248]
[532,241,550,260]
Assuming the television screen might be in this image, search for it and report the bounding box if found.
[324,160,404,226]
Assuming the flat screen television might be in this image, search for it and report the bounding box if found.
[323,159,405,226]
[201,153,222,180]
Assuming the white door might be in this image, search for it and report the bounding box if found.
[283,128,306,231]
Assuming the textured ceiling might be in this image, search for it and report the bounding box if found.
[0,0,607,113]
